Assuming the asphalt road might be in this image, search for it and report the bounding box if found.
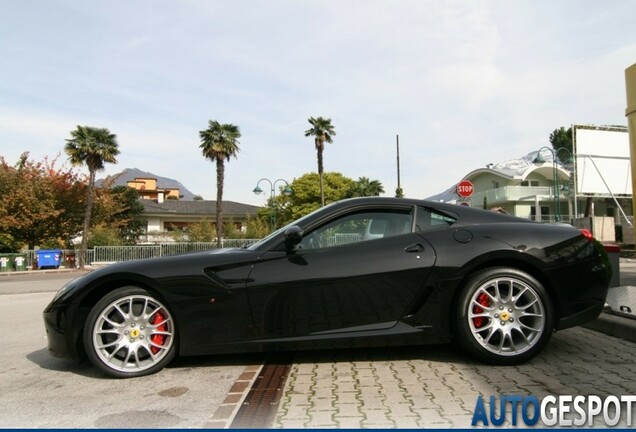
[0,272,253,428]
[0,270,87,294]
[2,270,636,428]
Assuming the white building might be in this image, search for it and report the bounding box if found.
[428,150,632,225]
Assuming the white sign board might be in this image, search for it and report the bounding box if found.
[574,126,631,196]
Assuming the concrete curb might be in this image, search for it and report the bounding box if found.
[583,312,636,344]
[0,268,91,277]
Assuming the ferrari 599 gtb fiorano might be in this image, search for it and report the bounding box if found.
[44,197,609,377]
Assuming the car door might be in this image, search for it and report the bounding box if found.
[245,206,436,339]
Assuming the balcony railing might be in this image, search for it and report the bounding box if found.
[471,186,567,205]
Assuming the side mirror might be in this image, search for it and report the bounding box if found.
[284,226,303,251]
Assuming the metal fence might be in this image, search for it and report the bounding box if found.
[93,245,160,263]
[24,249,94,268]
[25,239,259,267]
[92,240,258,263]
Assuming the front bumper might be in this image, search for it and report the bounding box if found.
[43,304,77,359]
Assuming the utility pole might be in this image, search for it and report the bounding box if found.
[625,63,636,250]
[396,134,403,197]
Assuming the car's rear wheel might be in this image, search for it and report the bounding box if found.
[455,267,553,364]
[84,287,176,378]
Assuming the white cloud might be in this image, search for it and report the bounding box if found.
[1,0,635,205]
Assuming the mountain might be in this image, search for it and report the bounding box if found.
[97,168,197,200]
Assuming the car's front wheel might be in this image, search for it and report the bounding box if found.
[455,267,553,365]
[84,287,176,378]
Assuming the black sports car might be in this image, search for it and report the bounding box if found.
[44,197,609,378]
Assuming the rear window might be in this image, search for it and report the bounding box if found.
[431,211,456,225]
[416,207,457,232]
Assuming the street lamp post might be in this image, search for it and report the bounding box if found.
[555,147,574,220]
[533,147,573,222]
[252,178,292,230]
[533,147,559,221]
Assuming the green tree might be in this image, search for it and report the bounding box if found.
[112,186,145,243]
[65,126,120,268]
[88,223,126,248]
[199,120,241,247]
[0,233,20,253]
[185,219,217,242]
[305,116,336,207]
[274,172,355,224]
[0,153,86,249]
[92,186,145,244]
[349,177,384,197]
[243,216,270,239]
[549,126,573,163]
[549,126,585,215]
[222,219,244,239]
[0,154,59,249]
[45,155,87,243]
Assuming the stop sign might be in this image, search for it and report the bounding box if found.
[456,180,474,198]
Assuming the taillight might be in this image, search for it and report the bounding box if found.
[579,229,594,242]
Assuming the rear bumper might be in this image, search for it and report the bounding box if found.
[557,302,605,331]
[547,248,609,331]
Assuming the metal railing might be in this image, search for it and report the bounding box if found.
[471,185,568,206]
[93,245,160,263]
[92,239,259,263]
[23,249,94,268]
[93,239,258,263]
[24,239,259,267]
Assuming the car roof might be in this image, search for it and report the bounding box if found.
[325,197,529,225]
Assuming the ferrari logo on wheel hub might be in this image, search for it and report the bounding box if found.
[500,311,510,321]
[129,328,140,338]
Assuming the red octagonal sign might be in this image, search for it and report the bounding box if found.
[456,180,474,198]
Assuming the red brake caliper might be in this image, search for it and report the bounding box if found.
[150,311,166,354]
[472,293,490,328]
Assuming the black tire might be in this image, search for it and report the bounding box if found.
[455,267,553,365]
[83,286,177,378]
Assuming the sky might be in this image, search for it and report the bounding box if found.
[1,0,635,207]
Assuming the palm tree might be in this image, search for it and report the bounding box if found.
[304,116,336,206]
[199,120,241,247]
[350,177,385,197]
[65,126,120,268]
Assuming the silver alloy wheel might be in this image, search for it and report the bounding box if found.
[467,276,545,356]
[91,294,174,373]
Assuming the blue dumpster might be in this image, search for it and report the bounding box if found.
[37,250,62,269]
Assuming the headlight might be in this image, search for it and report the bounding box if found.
[51,276,83,302]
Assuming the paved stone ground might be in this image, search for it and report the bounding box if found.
[274,327,636,428]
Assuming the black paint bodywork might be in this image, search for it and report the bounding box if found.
[43,197,609,360]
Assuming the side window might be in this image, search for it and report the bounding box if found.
[299,209,413,250]
[416,207,457,232]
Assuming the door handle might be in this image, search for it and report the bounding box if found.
[405,243,425,253]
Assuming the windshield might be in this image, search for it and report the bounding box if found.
[245,202,339,250]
